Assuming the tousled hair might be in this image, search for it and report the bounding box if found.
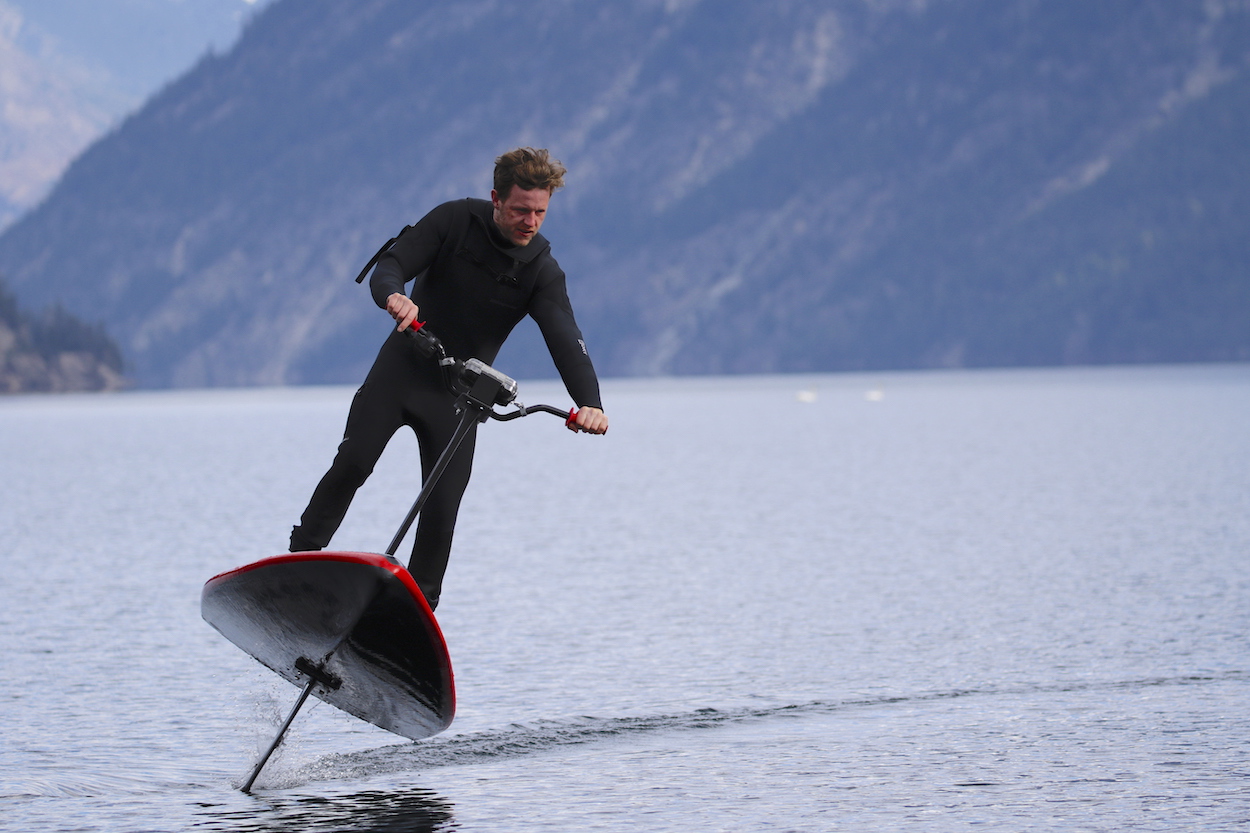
[493,147,566,200]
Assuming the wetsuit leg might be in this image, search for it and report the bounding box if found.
[291,332,479,606]
[289,341,413,551]
[402,387,478,605]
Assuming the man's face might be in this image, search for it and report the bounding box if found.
[491,186,550,246]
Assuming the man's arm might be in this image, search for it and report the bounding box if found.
[528,268,608,435]
[369,201,459,322]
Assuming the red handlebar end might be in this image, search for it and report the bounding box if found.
[566,407,577,429]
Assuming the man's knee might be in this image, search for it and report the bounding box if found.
[333,458,376,488]
[329,439,384,488]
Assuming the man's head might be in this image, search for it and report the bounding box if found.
[493,147,566,202]
[491,147,566,246]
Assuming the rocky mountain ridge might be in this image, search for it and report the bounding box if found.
[0,0,1245,388]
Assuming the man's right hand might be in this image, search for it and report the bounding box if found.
[386,293,420,332]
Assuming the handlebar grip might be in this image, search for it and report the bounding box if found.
[404,320,446,359]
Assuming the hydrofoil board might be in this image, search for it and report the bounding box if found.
[201,551,454,741]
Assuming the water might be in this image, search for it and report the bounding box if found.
[1,364,1248,831]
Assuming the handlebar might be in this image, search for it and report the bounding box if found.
[402,321,580,430]
[490,403,578,427]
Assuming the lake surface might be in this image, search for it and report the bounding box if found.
[1,364,1248,831]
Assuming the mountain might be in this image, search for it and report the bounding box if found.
[0,0,1246,389]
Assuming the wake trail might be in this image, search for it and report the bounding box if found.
[272,669,1248,788]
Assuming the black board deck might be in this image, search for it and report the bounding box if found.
[201,551,454,740]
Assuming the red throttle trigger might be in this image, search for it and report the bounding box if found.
[566,407,578,429]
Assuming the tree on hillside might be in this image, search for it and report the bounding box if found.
[0,276,126,392]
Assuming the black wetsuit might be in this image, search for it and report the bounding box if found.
[290,198,602,606]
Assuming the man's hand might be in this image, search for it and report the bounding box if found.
[569,406,609,435]
[386,293,420,332]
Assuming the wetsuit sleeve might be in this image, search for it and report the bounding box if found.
[369,201,459,308]
[529,264,603,410]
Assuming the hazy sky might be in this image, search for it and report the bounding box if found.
[5,0,271,109]
[0,0,274,227]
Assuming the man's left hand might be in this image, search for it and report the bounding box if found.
[569,406,609,435]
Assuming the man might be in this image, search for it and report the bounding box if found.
[290,148,608,610]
